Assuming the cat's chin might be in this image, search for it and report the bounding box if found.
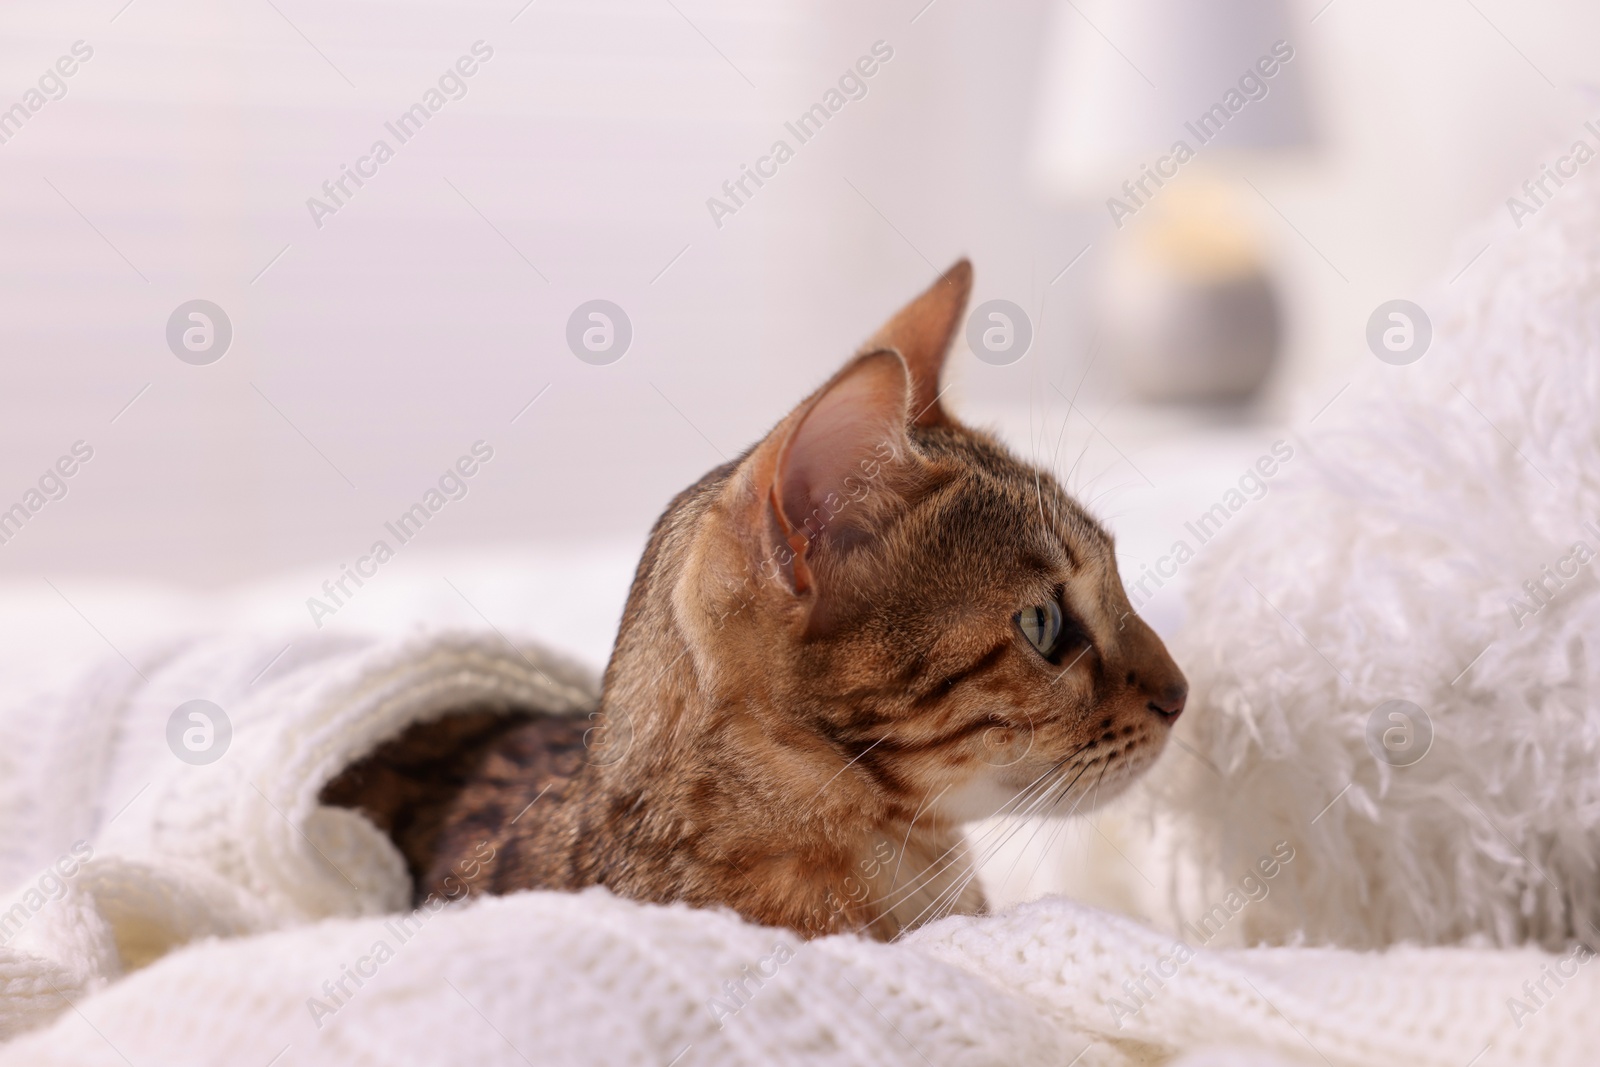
[937,748,1162,823]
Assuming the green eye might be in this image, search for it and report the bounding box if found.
[1015,601,1062,656]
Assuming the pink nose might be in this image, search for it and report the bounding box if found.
[1147,683,1187,722]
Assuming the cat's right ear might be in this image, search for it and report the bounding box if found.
[738,349,919,599]
[859,258,972,429]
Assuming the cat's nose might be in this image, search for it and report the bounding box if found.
[1146,682,1187,722]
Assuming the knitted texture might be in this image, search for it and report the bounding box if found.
[0,627,1595,1065]
[0,886,1595,1066]
[0,627,595,1040]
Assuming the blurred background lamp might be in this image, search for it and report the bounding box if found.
[1031,0,1316,405]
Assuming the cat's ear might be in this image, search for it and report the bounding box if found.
[858,258,971,428]
[749,349,917,597]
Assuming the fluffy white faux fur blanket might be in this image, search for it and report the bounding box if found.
[0,626,1596,1067]
[1143,144,1600,955]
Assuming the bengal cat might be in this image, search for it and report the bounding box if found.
[323,260,1188,941]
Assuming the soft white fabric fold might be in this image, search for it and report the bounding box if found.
[0,627,1592,1065]
[0,628,595,1040]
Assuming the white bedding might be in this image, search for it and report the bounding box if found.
[0,619,1593,1066]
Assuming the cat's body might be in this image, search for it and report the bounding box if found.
[325,260,1187,940]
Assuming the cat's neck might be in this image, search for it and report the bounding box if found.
[571,634,985,938]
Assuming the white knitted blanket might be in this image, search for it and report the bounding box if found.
[0,627,1594,1066]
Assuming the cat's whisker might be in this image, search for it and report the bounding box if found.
[1015,778,1088,897]
[992,758,1107,895]
[984,754,1105,865]
[876,751,1086,923]
[1072,468,1123,514]
[995,771,1077,889]
[953,777,1081,921]
[876,695,1157,932]
[890,782,952,893]
[940,776,1076,915]
[1086,758,1111,811]
[1049,405,1075,483]
[1064,433,1097,495]
[1085,476,1142,515]
[907,758,1093,931]
[914,865,983,931]
[1009,761,1119,910]
[886,750,1099,934]
[876,770,1063,913]
[1050,335,1098,481]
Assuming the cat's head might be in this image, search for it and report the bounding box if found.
[676,260,1186,823]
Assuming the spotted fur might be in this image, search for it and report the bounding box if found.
[324,260,1187,940]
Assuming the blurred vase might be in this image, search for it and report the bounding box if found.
[1101,181,1281,402]
[1028,0,1313,406]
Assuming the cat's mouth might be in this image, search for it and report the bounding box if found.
[939,706,1172,823]
[1051,734,1164,813]
[929,744,1155,825]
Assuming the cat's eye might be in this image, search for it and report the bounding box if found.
[1015,601,1063,656]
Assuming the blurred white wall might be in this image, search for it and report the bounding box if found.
[0,0,1595,591]
[1228,0,1600,414]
